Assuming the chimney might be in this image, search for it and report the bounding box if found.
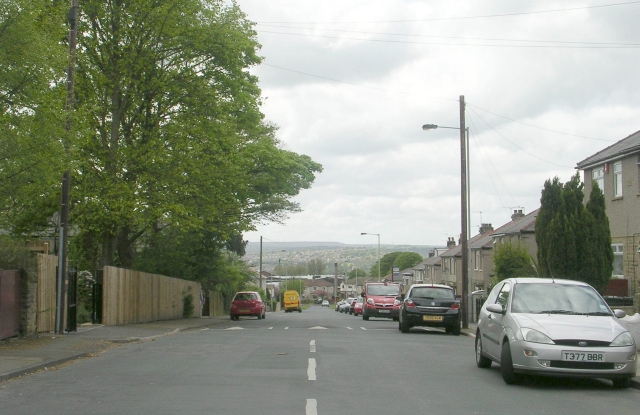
[511,209,525,221]
[479,223,493,234]
[446,237,456,248]
[429,250,435,258]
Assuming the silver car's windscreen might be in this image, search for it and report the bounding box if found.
[510,283,611,315]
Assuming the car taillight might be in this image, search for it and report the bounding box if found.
[450,302,459,310]
[406,300,416,307]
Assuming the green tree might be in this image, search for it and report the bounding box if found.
[585,183,613,292]
[394,252,423,271]
[347,267,367,279]
[0,0,68,234]
[1,1,322,274]
[536,174,613,292]
[307,258,326,275]
[492,242,537,285]
[370,252,401,279]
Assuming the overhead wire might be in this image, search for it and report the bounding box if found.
[256,1,640,24]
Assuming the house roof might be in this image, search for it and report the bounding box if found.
[438,208,540,256]
[576,130,640,169]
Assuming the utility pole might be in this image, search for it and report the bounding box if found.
[259,236,263,291]
[56,0,79,335]
[334,262,338,304]
[459,95,469,330]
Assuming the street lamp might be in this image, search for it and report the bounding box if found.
[422,95,471,329]
[361,232,381,281]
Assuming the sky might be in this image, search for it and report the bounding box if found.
[238,0,640,247]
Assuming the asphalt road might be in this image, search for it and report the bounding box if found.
[1,307,638,415]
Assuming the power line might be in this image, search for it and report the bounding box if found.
[261,63,612,143]
[257,30,640,49]
[256,24,640,47]
[467,106,574,169]
[256,1,640,24]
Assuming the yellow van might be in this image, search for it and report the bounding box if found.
[283,290,302,313]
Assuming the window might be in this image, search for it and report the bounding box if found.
[592,167,604,191]
[612,244,624,276]
[495,282,511,308]
[613,161,623,197]
[475,250,482,271]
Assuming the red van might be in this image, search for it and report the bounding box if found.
[361,282,401,321]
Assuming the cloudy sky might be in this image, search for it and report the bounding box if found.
[238,0,640,246]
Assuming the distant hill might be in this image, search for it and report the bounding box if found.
[243,241,440,275]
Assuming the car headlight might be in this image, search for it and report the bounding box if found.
[611,332,635,347]
[394,299,401,306]
[520,328,555,344]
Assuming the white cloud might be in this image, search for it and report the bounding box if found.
[239,0,640,245]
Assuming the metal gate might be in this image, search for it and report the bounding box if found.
[0,269,21,340]
[92,269,103,324]
[67,268,77,332]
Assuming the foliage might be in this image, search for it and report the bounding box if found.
[536,174,613,292]
[492,242,538,285]
[370,252,401,279]
[182,288,194,318]
[0,1,322,281]
[0,235,36,271]
[307,258,326,275]
[347,267,367,279]
[394,252,423,271]
[280,278,305,296]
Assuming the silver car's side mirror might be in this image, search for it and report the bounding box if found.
[614,309,627,319]
[486,303,504,315]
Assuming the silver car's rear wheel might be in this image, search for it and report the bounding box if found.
[475,334,492,368]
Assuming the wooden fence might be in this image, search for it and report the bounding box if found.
[102,266,201,325]
[36,254,58,332]
[209,290,225,317]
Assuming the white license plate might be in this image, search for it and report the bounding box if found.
[561,351,605,362]
[378,310,390,314]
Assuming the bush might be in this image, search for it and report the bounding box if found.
[182,288,194,318]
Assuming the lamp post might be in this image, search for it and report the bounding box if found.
[361,232,381,281]
[422,95,471,329]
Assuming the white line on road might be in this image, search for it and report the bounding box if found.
[306,399,317,415]
[285,327,289,330]
[200,328,209,331]
[360,327,367,330]
[307,358,316,380]
[269,327,273,330]
[310,340,316,353]
[346,327,353,330]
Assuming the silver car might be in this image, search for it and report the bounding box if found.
[475,278,637,388]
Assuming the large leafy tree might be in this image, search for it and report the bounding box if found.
[394,252,423,271]
[2,1,322,274]
[536,174,613,292]
[0,0,68,233]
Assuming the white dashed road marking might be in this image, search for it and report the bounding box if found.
[309,340,316,353]
[306,399,317,415]
[307,358,316,380]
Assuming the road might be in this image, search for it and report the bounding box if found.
[1,306,638,414]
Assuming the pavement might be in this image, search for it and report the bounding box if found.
[1,311,639,389]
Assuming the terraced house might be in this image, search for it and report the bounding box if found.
[577,129,640,296]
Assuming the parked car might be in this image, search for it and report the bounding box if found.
[362,282,401,321]
[353,298,363,316]
[321,299,330,307]
[475,278,637,388]
[348,297,361,315]
[335,300,344,311]
[340,298,354,313]
[230,291,266,321]
[398,284,460,335]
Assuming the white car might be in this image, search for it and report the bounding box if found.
[321,300,329,307]
[475,278,637,388]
